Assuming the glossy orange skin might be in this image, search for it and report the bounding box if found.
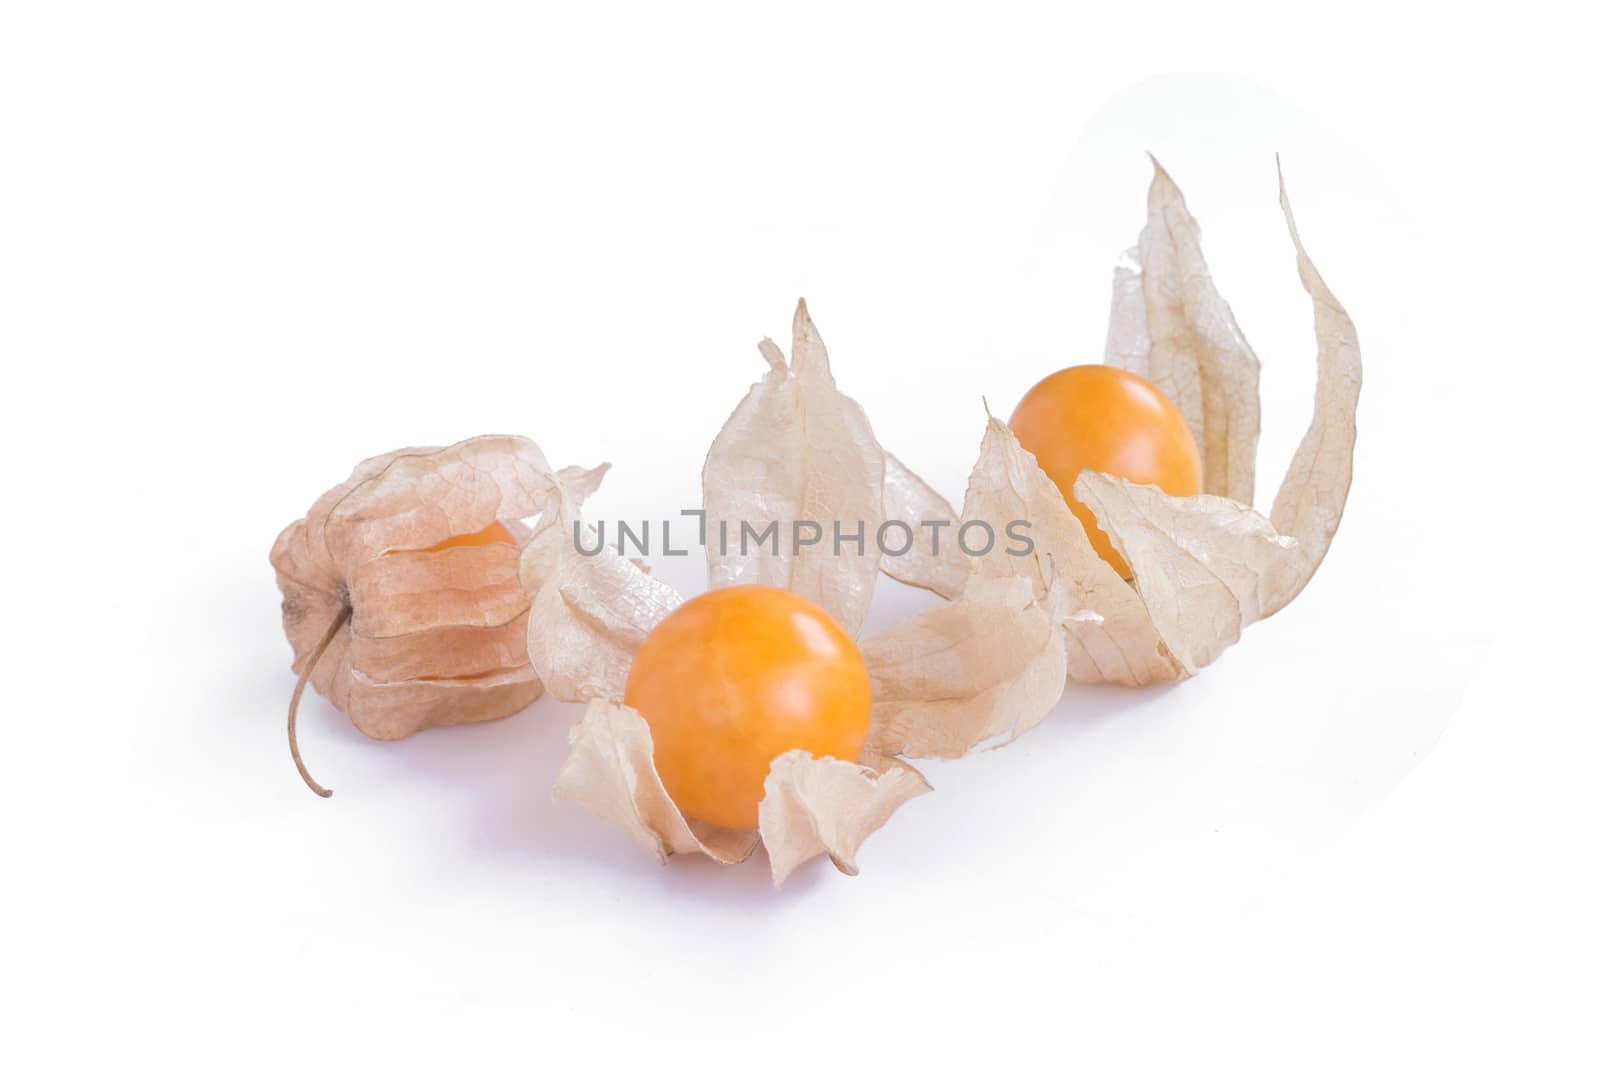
[1009,364,1202,579]
[623,585,873,829]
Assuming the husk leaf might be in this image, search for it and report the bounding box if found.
[879,451,971,599]
[553,700,760,865]
[553,700,928,883]
[519,481,684,704]
[860,576,1072,758]
[1261,163,1362,612]
[1106,157,1262,505]
[961,413,1182,686]
[701,299,885,637]
[1074,472,1296,674]
[758,750,932,888]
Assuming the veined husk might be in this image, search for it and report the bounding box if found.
[526,305,1054,885]
[271,435,606,746]
[916,159,1360,727]
[1093,161,1358,670]
[1106,157,1263,505]
[701,299,968,635]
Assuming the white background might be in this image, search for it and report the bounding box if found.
[3,3,1595,1063]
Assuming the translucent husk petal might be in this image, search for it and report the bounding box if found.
[860,576,1071,758]
[1074,472,1296,674]
[519,481,684,704]
[552,700,928,883]
[879,451,971,599]
[1262,164,1362,612]
[758,750,932,888]
[961,414,1181,686]
[701,299,885,637]
[553,700,760,865]
[1106,157,1262,505]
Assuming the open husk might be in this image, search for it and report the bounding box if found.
[1093,161,1360,638]
[271,434,605,795]
[527,304,1031,884]
[942,158,1360,709]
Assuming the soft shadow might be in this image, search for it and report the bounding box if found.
[1044,679,1174,732]
[383,694,826,906]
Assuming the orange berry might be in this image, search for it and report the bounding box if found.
[1009,364,1202,579]
[624,585,873,829]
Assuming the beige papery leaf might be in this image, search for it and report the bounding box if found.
[1262,165,1362,611]
[1073,473,1296,674]
[860,576,1073,758]
[553,700,930,886]
[759,750,931,888]
[552,700,760,865]
[701,299,885,637]
[1106,157,1262,505]
[518,481,683,704]
[879,452,971,599]
[962,414,1182,687]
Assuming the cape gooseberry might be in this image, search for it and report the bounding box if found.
[623,585,873,829]
[1009,364,1202,579]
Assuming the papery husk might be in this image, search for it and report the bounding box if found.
[879,452,971,599]
[553,700,760,865]
[946,162,1359,699]
[270,435,607,746]
[701,300,885,636]
[1080,162,1360,651]
[518,480,683,704]
[759,749,931,888]
[1074,472,1295,674]
[1261,164,1362,611]
[1106,157,1262,505]
[961,414,1182,687]
[861,576,1074,758]
[554,700,930,886]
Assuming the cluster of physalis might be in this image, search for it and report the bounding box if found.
[271,160,1360,885]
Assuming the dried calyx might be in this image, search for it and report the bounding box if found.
[874,157,1363,757]
[270,435,606,796]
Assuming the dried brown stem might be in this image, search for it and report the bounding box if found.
[288,605,351,798]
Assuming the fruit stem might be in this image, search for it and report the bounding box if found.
[288,605,351,798]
